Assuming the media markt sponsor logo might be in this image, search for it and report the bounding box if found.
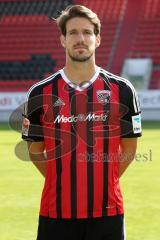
[54,112,109,123]
[132,114,142,134]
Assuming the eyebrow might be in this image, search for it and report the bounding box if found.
[67,28,93,33]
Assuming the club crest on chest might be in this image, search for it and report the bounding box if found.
[96,90,111,104]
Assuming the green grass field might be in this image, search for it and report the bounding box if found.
[0,121,160,240]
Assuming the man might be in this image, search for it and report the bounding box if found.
[22,5,142,240]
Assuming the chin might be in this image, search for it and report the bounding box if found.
[68,51,93,62]
[72,56,91,62]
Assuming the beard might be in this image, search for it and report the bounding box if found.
[68,49,93,62]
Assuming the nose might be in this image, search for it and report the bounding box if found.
[78,32,85,41]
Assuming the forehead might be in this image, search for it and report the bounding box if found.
[66,17,94,32]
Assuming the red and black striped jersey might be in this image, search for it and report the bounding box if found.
[22,67,142,219]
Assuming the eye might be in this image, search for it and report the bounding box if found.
[84,30,93,35]
[68,30,77,35]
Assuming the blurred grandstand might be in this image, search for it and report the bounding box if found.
[0,0,160,121]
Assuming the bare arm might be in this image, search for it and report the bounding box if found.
[27,141,46,177]
[119,138,138,178]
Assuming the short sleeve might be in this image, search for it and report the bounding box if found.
[120,82,142,138]
[22,86,44,142]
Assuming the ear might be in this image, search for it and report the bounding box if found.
[95,34,101,48]
[60,35,66,48]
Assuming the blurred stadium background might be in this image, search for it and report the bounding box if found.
[0,0,160,121]
[0,1,160,240]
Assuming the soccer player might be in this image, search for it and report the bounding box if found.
[22,5,142,240]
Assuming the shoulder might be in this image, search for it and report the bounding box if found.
[26,71,61,100]
[99,68,137,96]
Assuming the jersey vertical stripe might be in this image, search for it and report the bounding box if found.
[58,79,72,218]
[102,77,110,216]
[69,88,77,218]
[76,91,88,218]
[42,82,57,218]
[92,76,105,217]
[108,81,120,215]
[53,78,62,218]
[87,86,94,218]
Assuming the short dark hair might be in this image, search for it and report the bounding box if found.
[56,5,101,36]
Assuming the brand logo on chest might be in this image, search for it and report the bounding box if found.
[53,98,65,107]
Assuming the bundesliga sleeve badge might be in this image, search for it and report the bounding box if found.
[132,114,142,134]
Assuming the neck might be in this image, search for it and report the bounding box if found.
[63,57,98,85]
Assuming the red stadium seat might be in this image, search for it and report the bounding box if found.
[0,0,160,90]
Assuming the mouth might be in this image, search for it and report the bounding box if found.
[74,45,88,50]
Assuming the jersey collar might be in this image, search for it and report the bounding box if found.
[60,67,100,92]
